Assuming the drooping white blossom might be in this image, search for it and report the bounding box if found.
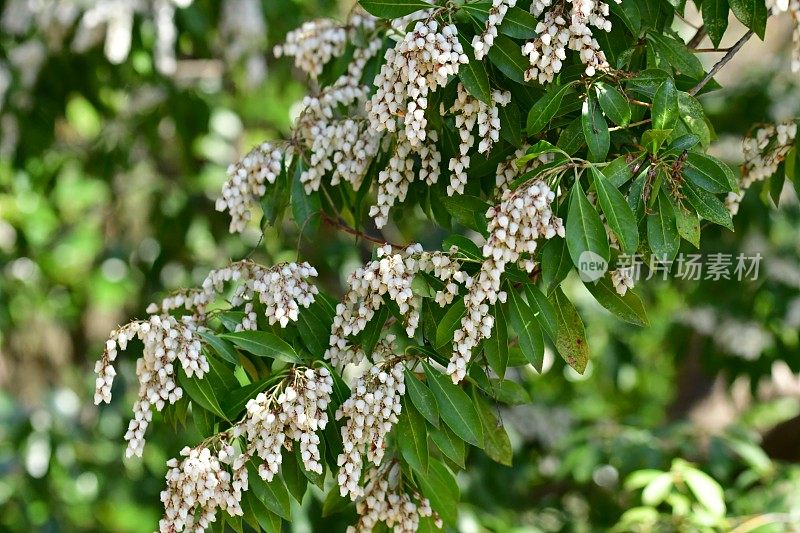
[158,443,247,532]
[336,344,406,500]
[727,121,797,215]
[472,0,518,60]
[325,245,463,368]
[367,20,468,147]
[611,267,635,296]
[274,18,348,79]
[147,260,319,330]
[348,462,442,533]
[94,314,207,457]
[448,84,511,196]
[215,141,286,233]
[238,366,334,481]
[523,0,620,83]
[496,145,555,190]
[448,180,564,383]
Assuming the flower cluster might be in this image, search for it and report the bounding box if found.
[216,141,286,233]
[274,18,347,78]
[368,20,468,146]
[158,444,247,532]
[370,129,442,228]
[496,145,556,189]
[611,267,635,296]
[148,260,319,330]
[472,0,517,59]
[325,244,463,368]
[727,121,797,215]
[768,0,800,72]
[448,180,564,382]
[94,314,207,457]
[336,345,406,500]
[349,463,441,533]
[237,367,334,481]
[523,0,619,84]
[448,84,511,196]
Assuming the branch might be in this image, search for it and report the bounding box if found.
[320,212,405,249]
[687,26,707,48]
[689,28,756,96]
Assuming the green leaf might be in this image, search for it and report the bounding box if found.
[678,92,712,147]
[523,285,557,343]
[485,378,531,404]
[584,277,649,327]
[501,7,539,39]
[595,82,631,126]
[398,397,429,473]
[582,94,610,161]
[641,129,673,154]
[674,201,701,247]
[359,304,388,357]
[682,181,734,229]
[567,182,611,269]
[459,56,492,105]
[591,167,639,255]
[551,288,589,374]
[442,195,491,234]
[435,299,466,349]
[729,0,768,39]
[498,100,523,148]
[487,34,529,83]
[221,331,302,364]
[242,491,282,533]
[527,83,572,135]
[248,464,292,520]
[197,330,240,365]
[292,160,320,236]
[179,368,228,419]
[424,363,484,448]
[652,77,678,130]
[472,391,512,466]
[684,152,737,193]
[417,459,459,525]
[322,485,351,517]
[296,298,333,357]
[557,117,586,155]
[506,286,545,372]
[683,467,726,517]
[540,237,573,294]
[648,33,705,79]
[359,0,432,18]
[221,378,276,419]
[429,423,466,468]
[404,369,440,427]
[647,192,680,261]
[702,0,730,47]
[281,449,308,504]
[642,472,673,506]
[482,305,509,379]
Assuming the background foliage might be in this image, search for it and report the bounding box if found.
[1,0,800,532]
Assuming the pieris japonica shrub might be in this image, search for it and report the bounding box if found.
[92,0,800,531]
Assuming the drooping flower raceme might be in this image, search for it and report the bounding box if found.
[727,121,797,215]
[523,0,620,84]
[448,180,564,382]
[495,145,556,190]
[273,18,348,79]
[336,342,406,500]
[367,20,468,146]
[158,444,247,533]
[472,0,517,59]
[448,83,511,196]
[348,462,442,533]
[215,141,286,233]
[325,244,463,368]
[94,314,207,457]
[237,366,334,481]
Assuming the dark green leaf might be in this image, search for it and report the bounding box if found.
[417,459,459,525]
[647,192,680,261]
[435,299,466,349]
[523,285,557,342]
[506,286,545,372]
[592,167,639,254]
[424,363,484,448]
[292,160,320,236]
[179,368,227,419]
[596,82,631,126]
[567,182,611,269]
[652,77,678,130]
[584,277,649,326]
[221,331,302,364]
[472,390,512,466]
[582,94,610,161]
[527,83,572,135]
[682,181,734,229]
[248,464,292,521]
[540,237,573,294]
[684,152,737,193]
[198,330,240,365]
[648,33,705,79]
[487,34,529,83]
[398,397,429,473]
[459,55,492,104]
[483,304,509,379]
[674,201,701,247]
[359,0,432,18]
[729,0,768,39]
[551,288,589,374]
[429,423,466,468]
[702,0,730,47]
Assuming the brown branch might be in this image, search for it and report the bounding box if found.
[689,27,757,96]
[320,212,405,248]
[687,26,707,48]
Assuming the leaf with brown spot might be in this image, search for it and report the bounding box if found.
[550,288,589,374]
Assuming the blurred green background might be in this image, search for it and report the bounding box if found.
[1,1,800,531]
